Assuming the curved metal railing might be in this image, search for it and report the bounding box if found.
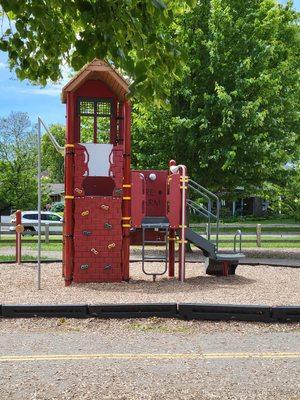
[188,179,221,251]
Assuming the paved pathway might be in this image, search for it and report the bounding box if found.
[0,324,299,399]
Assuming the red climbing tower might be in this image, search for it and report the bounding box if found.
[61,59,131,285]
[61,59,244,286]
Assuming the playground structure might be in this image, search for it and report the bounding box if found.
[41,59,244,285]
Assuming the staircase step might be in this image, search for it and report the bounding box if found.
[216,253,245,261]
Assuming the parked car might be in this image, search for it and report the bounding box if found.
[10,211,63,234]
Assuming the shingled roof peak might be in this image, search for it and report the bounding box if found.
[61,58,129,103]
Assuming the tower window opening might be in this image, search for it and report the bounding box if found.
[79,98,113,143]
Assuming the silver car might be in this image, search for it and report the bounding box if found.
[10,211,63,234]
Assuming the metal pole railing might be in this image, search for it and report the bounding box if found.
[188,182,213,240]
[37,117,42,290]
[234,229,242,253]
[189,179,219,201]
[39,118,64,155]
[216,199,220,251]
[188,180,221,249]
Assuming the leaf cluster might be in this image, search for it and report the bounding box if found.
[133,0,300,198]
[0,0,195,100]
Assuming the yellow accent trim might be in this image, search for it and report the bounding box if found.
[122,184,131,188]
[179,225,187,228]
[180,186,187,189]
[122,217,131,220]
[65,195,74,200]
[122,224,131,228]
[180,177,189,182]
[81,210,89,216]
[108,243,116,249]
[65,144,75,148]
[123,197,131,200]
[177,240,188,244]
[168,237,176,241]
[0,352,298,363]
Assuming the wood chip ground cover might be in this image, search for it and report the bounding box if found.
[0,261,299,306]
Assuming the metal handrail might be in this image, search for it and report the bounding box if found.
[187,199,217,220]
[189,179,219,201]
[188,184,212,239]
[187,201,211,220]
[234,229,242,253]
[39,118,64,155]
[188,179,221,251]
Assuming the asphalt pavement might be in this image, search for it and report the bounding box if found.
[0,320,299,400]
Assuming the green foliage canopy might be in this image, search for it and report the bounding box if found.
[0,112,37,212]
[0,0,194,100]
[133,0,300,198]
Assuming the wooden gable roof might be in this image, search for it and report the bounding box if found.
[61,59,129,103]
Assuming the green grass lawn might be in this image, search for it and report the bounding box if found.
[1,225,300,252]
[0,254,54,262]
[218,239,300,249]
[199,234,300,249]
[222,217,298,225]
[0,236,62,251]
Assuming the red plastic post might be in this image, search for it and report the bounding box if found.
[168,228,175,277]
[15,210,22,265]
[121,101,131,281]
[178,165,187,282]
[222,261,229,276]
[64,92,75,286]
[167,160,176,278]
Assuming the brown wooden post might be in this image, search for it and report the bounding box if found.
[256,224,262,247]
[45,224,50,244]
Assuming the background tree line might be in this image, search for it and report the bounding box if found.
[0,0,299,218]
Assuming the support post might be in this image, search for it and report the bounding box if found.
[178,166,187,283]
[121,101,131,281]
[64,93,75,286]
[45,224,50,244]
[15,210,22,265]
[37,118,42,289]
[256,224,262,248]
[168,228,175,277]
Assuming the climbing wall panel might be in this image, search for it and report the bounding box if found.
[73,197,123,282]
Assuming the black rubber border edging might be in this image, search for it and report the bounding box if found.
[178,304,272,322]
[271,306,300,322]
[1,304,88,318]
[89,303,177,318]
[0,303,299,322]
